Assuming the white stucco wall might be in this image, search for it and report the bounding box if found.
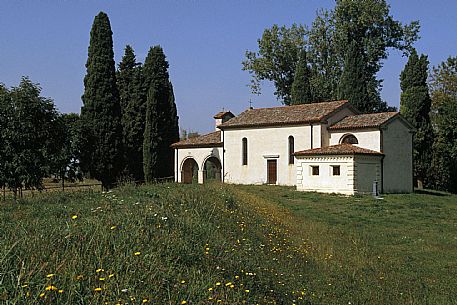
[223,125,318,185]
[295,155,356,195]
[175,147,223,183]
[381,118,413,193]
[329,129,381,151]
[353,155,383,194]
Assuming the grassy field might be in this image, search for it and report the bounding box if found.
[0,183,456,304]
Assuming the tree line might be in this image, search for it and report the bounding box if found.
[78,11,179,190]
[0,11,179,197]
[245,0,456,193]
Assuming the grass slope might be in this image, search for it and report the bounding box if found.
[0,183,456,304]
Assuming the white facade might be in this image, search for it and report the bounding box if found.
[172,101,413,194]
[296,154,383,195]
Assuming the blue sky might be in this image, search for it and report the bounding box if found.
[1,0,456,133]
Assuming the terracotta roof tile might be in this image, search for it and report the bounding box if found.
[213,111,234,119]
[218,100,351,129]
[171,131,222,148]
[294,144,383,156]
[329,112,398,130]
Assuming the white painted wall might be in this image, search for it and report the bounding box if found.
[175,147,223,183]
[296,155,356,195]
[223,125,318,185]
[382,118,413,193]
[329,129,381,151]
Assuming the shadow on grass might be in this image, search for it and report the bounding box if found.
[414,188,451,196]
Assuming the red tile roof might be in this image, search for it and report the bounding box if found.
[218,100,352,129]
[171,131,222,148]
[213,111,234,119]
[294,144,383,156]
[329,112,398,130]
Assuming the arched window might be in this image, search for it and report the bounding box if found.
[288,136,294,165]
[242,138,248,165]
[340,134,359,144]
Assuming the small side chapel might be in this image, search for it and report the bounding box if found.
[171,100,414,195]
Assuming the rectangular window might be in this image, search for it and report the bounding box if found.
[288,136,294,165]
[311,166,319,176]
[332,165,341,176]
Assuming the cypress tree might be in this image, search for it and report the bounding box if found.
[80,12,123,190]
[117,45,147,181]
[336,41,373,113]
[290,49,313,105]
[400,49,434,188]
[143,46,178,181]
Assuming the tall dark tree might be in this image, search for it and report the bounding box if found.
[80,12,123,190]
[336,41,372,112]
[429,57,457,193]
[143,46,179,182]
[290,49,313,104]
[117,45,147,181]
[400,49,433,188]
[0,84,9,198]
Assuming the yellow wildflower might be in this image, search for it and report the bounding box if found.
[181,301,187,304]
[96,268,104,273]
[58,289,64,294]
[134,251,141,256]
[71,215,78,220]
[45,285,58,291]
[99,277,105,281]
[94,287,102,292]
[46,273,55,278]
[39,293,45,298]
[215,282,221,286]
[142,299,149,303]
[110,226,117,230]
[108,274,115,278]
[208,287,213,291]
[225,282,232,286]
[21,284,28,288]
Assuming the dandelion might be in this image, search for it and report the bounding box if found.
[181,301,187,304]
[108,274,115,278]
[245,289,250,293]
[180,280,186,284]
[134,251,141,256]
[58,290,64,294]
[96,268,104,273]
[45,285,58,291]
[99,277,106,281]
[71,215,78,220]
[215,282,221,286]
[208,287,213,291]
[39,293,45,298]
[225,282,232,286]
[46,273,55,278]
[142,299,149,303]
[110,226,117,230]
[94,287,102,292]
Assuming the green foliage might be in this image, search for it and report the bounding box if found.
[336,41,372,112]
[429,57,457,192]
[400,49,433,187]
[242,24,307,105]
[243,1,419,109]
[290,49,313,104]
[80,12,123,190]
[117,45,147,181]
[143,46,178,181]
[0,78,61,198]
[1,184,456,304]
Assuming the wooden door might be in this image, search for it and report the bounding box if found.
[267,160,277,184]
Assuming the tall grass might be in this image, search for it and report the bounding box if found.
[0,183,313,304]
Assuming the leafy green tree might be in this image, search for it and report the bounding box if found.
[336,41,372,112]
[429,57,457,193]
[80,12,123,190]
[117,45,147,181]
[0,84,9,198]
[1,78,60,200]
[290,49,313,104]
[143,46,179,181]
[243,1,419,107]
[242,24,307,105]
[50,113,83,191]
[400,49,433,188]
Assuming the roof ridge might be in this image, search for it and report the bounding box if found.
[248,99,349,111]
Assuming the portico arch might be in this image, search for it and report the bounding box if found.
[203,156,222,182]
[181,158,199,184]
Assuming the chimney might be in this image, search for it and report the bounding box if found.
[213,111,235,130]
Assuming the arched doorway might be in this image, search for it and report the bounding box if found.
[182,158,199,184]
[204,157,222,182]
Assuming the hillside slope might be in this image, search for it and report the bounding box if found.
[1,184,456,304]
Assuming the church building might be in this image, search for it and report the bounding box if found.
[171,100,414,195]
